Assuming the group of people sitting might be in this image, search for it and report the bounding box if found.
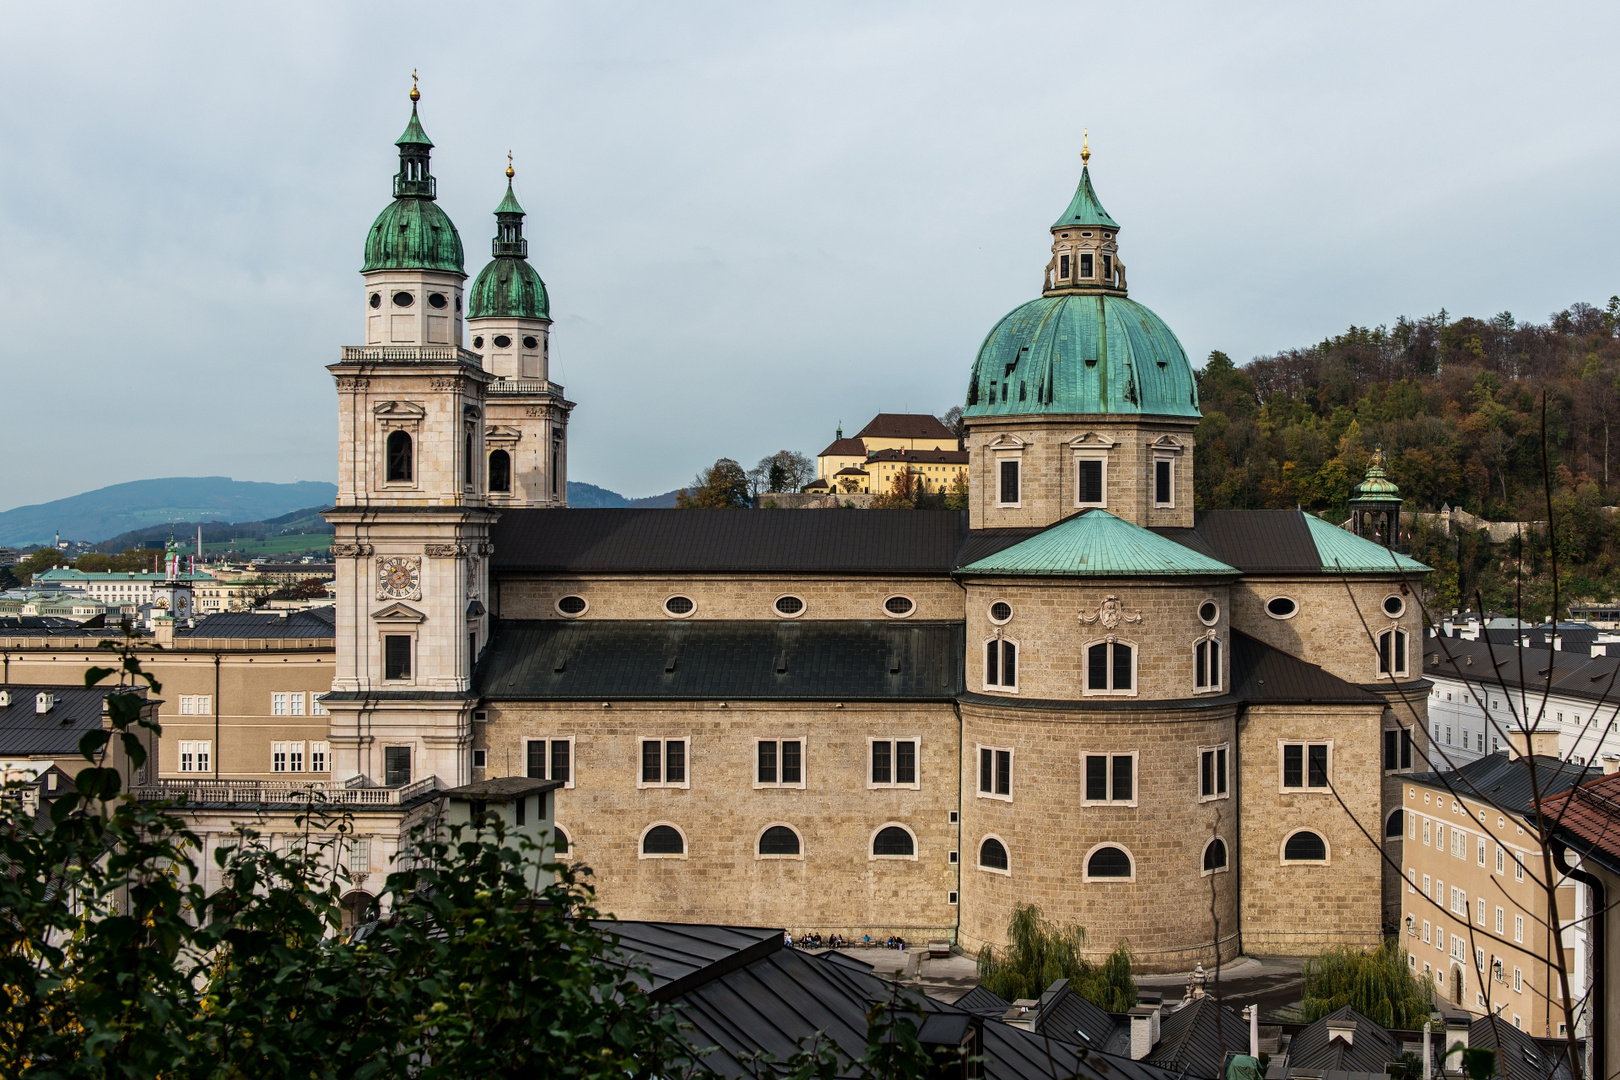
[781,932,907,951]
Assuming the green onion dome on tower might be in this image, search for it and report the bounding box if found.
[361,83,465,275]
[964,145,1199,419]
[467,160,550,320]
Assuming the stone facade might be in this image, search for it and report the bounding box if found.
[497,575,967,623]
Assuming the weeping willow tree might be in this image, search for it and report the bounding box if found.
[1301,939,1436,1028]
[976,903,1137,1011]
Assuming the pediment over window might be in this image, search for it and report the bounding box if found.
[1150,434,1186,453]
[371,602,426,624]
[373,400,427,419]
[1069,432,1118,449]
[987,434,1026,451]
[485,425,523,445]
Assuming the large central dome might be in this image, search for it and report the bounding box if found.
[965,293,1199,418]
[964,160,1200,419]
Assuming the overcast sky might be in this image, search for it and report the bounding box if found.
[2,2,1617,509]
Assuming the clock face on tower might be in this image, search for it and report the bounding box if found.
[376,556,422,601]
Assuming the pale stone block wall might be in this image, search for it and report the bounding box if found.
[1228,575,1425,689]
[497,575,967,623]
[478,700,961,937]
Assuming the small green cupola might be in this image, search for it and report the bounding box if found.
[467,157,549,321]
[361,76,465,275]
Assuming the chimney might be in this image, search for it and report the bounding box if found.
[1506,729,1560,758]
[1443,1012,1470,1068]
[35,691,55,714]
[1129,991,1164,1059]
[1248,1004,1260,1058]
[153,616,175,647]
[0,689,10,707]
[1602,755,1619,776]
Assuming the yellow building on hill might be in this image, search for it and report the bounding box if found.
[810,414,967,494]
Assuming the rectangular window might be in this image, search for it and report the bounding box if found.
[384,746,411,787]
[1076,458,1105,505]
[272,742,288,772]
[1514,914,1524,943]
[869,739,919,789]
[978,746,1013,799]
[1477,837,1487,865]
[1496,906,1505,934]
[272,693,289,716]
[1513,968,1522,992]
[1195,638,1222,691]
[288,692,305,716]
[639,738,688,787]
[1059,253,1070,279]
[1102,253,1113,279]
[311,742,328,773]
[998,460,1020,505]
[1515,855,1524,882]
[1402,728,1413,769]
[1200,745,1229,799]
[1281,741,1332,790]
[756,739,805,788]
[384,635,412,680]
[1424,820,1431,845]
[528,740,546,779]
[1080,252,1094,278]
[1384,729,1399,771]
[1423,920,1431,943]
[1496,845,1505,873]
[1423,873,1431,896]
[288,742,304,772]
[1081,751,1137,806]
[1154,459,1173,505]
[472,748,487,769]
[984,639,1017,690]
[311,696,327,716]
[1408,868,1417,893]
[179,740,210,773]
[1477,898,1486,925]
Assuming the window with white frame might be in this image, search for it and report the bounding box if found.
[1514,854,1524,882]
[1082,752,1137,806]
[978,745,1012,800]
[311,742,329,772]
[639,738,688,788]
[311,695,327,716]
[1194,635,1221,691]
[178,741,211,773]
[1452,829,1467,858]
[272,693,289,716]
[289,742,304,771]
[289,692,305,716]
[1384,728,1413,771]
[1423,920,1431,943]
[1514,914,1523,942]
[1280,741,1331,790]
[1450,934,1466,962]
[1084,639,1135,695]
[179,695,212,715]
[1377,628,1409,677]
[1451,886,1466,915]
[1476,898,1486,925]
[1513,967,1522,992]
[272,742,306,773]
[1153,455,1175,506]
[527,738,575,788]
[1075,455,1107,507]
[1200,744,1229,800]
[1495,906,1504,934]
[869,738,919,788]
[1477,837,1486,865]
[997,458,1021,507]
[1496,845,1506,873]
[756,739,805,788]
[983,637,1018,691]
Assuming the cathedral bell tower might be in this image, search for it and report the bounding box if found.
[466,156,573,506]
[323,77,493,791]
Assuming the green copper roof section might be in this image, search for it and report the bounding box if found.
[963,294,1200,418]
[1303,514,1430,574]
[1051,166,1119,230]
[1349,449,1401,502]
[362,197,465,274]
[396,103,434,147]
[468,256,549,320]
[495,180,524,216]
[959,510,1239,577]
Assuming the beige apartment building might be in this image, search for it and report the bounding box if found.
[1401,747,1590,1038]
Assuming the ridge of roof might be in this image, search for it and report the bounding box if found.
[1409,753,1590,816]
[958,510,1239,578]
[1303,513,1431,574]
[854,413,956,440]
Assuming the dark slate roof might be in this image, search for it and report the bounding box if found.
[478,619,963,701]
[596,922,785,1000]
[955,528,1046,568]
[866,448,970,464]
[1410,753,1589,817]
[179,607,335,639]
[1284,1007,1403,1074]
[953,984,1013,1017]
[1030,979,1121,1052]
[0,685,143,756]
[1425,638,1620,708]
[1230,632,1386,705]
[1468,1014,1573,1080]
[1155,510,1324,574]
[0,616,114,636]
[1145,996,1254,1079]
[490,508,969,574]
[440,776,562,800]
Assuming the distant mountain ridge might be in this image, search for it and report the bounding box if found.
[0,478,338,546]
[566,482,680,508]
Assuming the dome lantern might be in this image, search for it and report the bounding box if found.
[468,158,549,322]
[361,78,465,276]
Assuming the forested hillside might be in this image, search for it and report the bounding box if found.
[1194,299,1620,616]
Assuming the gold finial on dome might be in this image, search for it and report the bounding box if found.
[506,150,514,179]
[1081,127,1090,166]
[410,69,420,102]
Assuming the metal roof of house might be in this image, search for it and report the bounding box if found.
[1144,996,1254,1079]
[1153,510,1429,576]
[1426,638,1620,707]
[477,619,963,701]
[490,508,971,574]
[1029,979,1123,1053]
[1303,514,1429,574]
[1284,1007,1403,1074]
[1410,753,1589,817]
[0,685,142,757]
[1467,1012,1574,1080]
[1229,631,1386,705]
[178,607,335,639]
[959,510,1239,578]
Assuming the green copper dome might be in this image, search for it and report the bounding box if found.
[467,177,549,320]
[360,98,465,275]
[964,293,1200,418]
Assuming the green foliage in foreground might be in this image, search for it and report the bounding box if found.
[975,903,1137,1011]
[1301,939,1436,1029]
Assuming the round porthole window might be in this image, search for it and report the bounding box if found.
[523,335,539,349]
[472,336,484,349]
[1199,600,1219,625]
[989,601,1012,624]
[1383,595,1405,618]
[556,595,587,617]
[1266,596,1298,619]
[369,292,382,309]
[493,334,512,349]
[774,595,805,617]
[428,292,448,309]
[392,291,414,307]
[663,595,695,617]
[884,595,915,618]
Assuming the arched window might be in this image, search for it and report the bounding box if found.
[984,637,1017,690]
[758,825,801,857]
[1195,636,1221,691]
[386,430,413,482]
[488,449,511,493]
[979,837,1009,872]
[1283,830,1328,862]
[1085,640,1134,694]
[641,824,684,856]
[1385,809,1405,839]
[553,825,570,853]
[1085,845,1133,880]
[1203,837,1228,874]
[1378,628,1409,677]
[872,826,915,857]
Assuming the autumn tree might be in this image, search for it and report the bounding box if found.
[676,458,751,508]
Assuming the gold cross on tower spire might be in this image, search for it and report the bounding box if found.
[410,69,420,102]
[1081,127,1090,166]
[507,150,514,179]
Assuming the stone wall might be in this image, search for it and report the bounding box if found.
[1228,576,1425,689]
